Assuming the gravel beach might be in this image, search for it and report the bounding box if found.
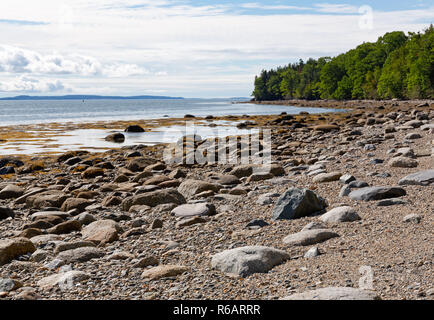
[0,99,432,300]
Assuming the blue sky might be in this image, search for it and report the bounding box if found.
[0,0,433,98]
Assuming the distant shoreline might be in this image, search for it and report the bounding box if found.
[0,94,184,101]
[240,99,433,110]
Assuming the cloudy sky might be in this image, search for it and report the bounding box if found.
[0,0,433,98]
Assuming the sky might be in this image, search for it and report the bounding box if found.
[0,0,433,98]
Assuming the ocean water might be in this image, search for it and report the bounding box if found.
[0,98,341,126]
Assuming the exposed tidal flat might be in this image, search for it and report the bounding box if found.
[0,99,433,301]
[0,99,342,155]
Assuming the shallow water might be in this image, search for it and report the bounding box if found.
[0,98,341,126]
[0,121,261,155]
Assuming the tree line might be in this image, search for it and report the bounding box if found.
[252,25,433,101]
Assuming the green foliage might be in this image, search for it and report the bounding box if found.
[252,26,433,100]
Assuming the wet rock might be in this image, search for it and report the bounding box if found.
[349,186,406,201]
[0,207,15,220]
[245,219,269,229]
[105,132,125,143]
[0,238,36,266]
[272,188,327,220]
[125,125,145,132]
[282,287,380,300]
[150,219,163,229]
[283,229,339,246]
[211,246,290,277]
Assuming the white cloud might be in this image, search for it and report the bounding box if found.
[0,76,67,92]
[239,3,311,10]
[0,45,149,77]
[314,3,360,14]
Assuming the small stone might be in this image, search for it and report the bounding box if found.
[304,246,320,258]
[402,214,421,223]
[283,229,339,246]
[141,265,189,280]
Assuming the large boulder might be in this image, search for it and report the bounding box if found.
[105,132,125,143]
[0,238,36,265]
[122,188,186,211]
[0,207,15,220]
[125,125,145,132]
[211,246,290,277]
[282,287,380,300]
[178,180,221,198]
[61,198,92,212]
[0,184,24,200]
[349,186,406,201]
[26,191,68,209]
[398,170,434,186]
[272,188,327,220]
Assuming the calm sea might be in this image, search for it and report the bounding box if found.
[0,98,341,126]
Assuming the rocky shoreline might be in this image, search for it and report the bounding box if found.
[0,100,433,300]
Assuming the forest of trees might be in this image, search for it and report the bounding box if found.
[252,25,433,101]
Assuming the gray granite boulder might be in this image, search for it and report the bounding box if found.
[272,188,327,220]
